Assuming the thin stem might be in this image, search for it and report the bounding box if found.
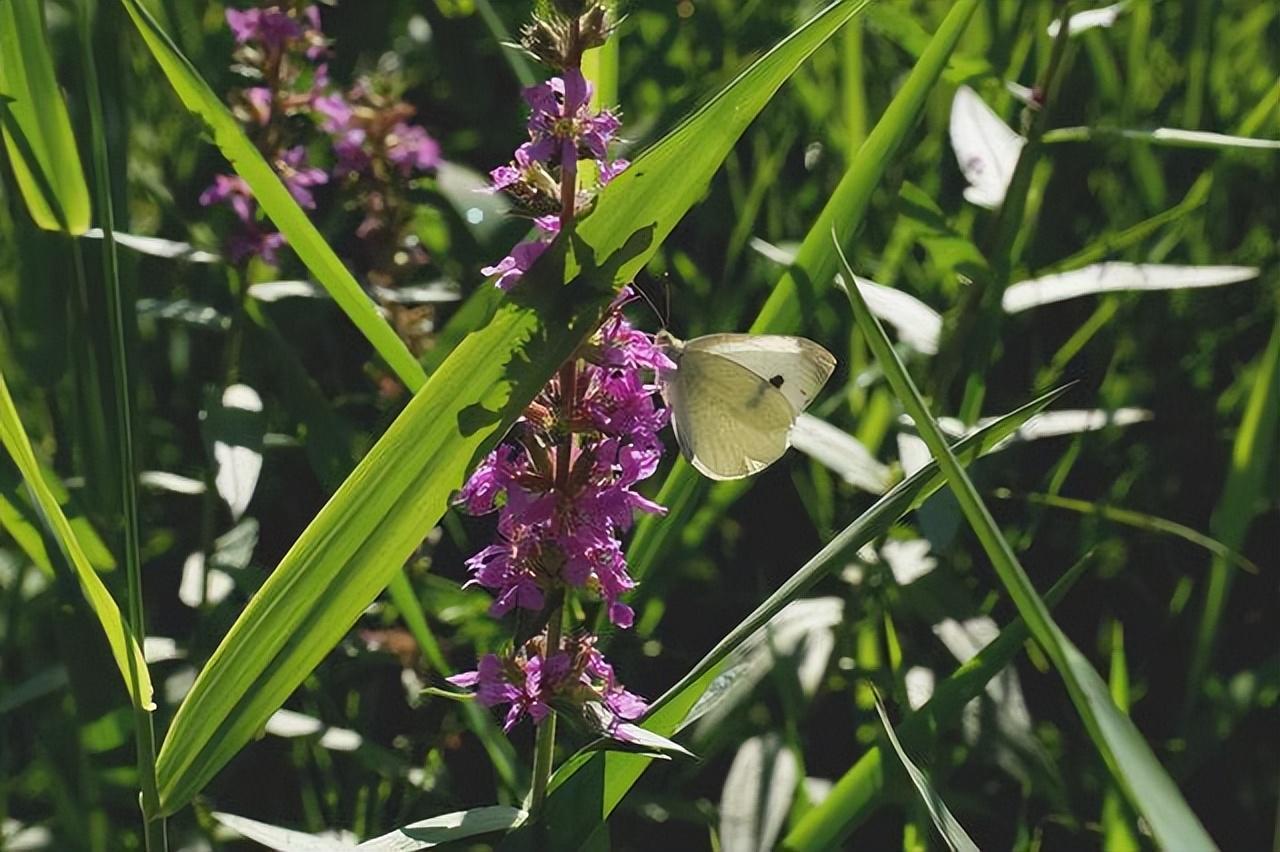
[531,12,584,821]
[529,597,564,817]
[76,0,164,846]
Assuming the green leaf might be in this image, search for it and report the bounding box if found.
[626,0,982,596]
[0,367,152,710]
[0,0,91,233]
[0,457,116,576]
[116,0,427,391]
[873,693,979,852]
[834,235,1215,850]
[361,805,527,849]
[151,0,873,816]
[525,385,1068,850]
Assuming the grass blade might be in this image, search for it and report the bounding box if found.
[996,489,1259,574]
[116,0,426,391]
[151,0,871,816]
[0,0,91,233]
[833,234,1215,850]
[0,368,152,710]
[873,692,979,852]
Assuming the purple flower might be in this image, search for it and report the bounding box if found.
[522,69,620,168]
[482,239,551,291]
[199,174,254,223]
[449,635,646,737]
[226,7,303,50]
[387,122,441,175]
[277,146,328,210]
[597,157,630,185]
[313,94,353,133]
[227,226,286,266]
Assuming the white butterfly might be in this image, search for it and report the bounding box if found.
[655,331,837,481]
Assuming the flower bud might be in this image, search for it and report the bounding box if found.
[578,4,611,51]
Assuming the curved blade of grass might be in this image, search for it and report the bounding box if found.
[873,692,979,852]
[520,385,1068,850]
[0,368,152,710]
[0,0,91,233]
[625,0,981,593]
[782,553,1093,850]
[834,234,1215,850]
[1042,125,1280,150]
[995,489,1259,574]
[151,0,871,816]
[116,0,426,390]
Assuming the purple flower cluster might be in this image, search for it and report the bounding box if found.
[451,293,670,736]
[202,3,441,282]
[482,68,629,290]
[458,300,670,629]
[449,632,646,740]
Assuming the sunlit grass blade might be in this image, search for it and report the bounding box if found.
[151,0,871,816]
[996,489,1259,574]
[1102,620,1142,852]
[0,368,152,710]
[873,692,979,852]
[834,234,1215,850]
[524,385,1069,850]
[626,0,981,591]
[781,554,1093,849]
[0,0,91,233]
[1042,125,1280,150]
[116,0,426,391]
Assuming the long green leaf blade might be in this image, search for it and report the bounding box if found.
[0,0,91,233]
[116,0,426,390]
[152,0,871,816]
[834,236,1215,850]
[0,368,152,709]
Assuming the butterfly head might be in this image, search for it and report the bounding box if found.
[653,329,684,358]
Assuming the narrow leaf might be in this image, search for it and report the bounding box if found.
[0,368,152,709]
[874,694,979,852]
[214,813,356,851]
[0,0,91,232]
[1003,262,1258,312]
[719,734,800,852]
[83,228,220,263]
[1046,2,1130,37]
[358,806,526,850]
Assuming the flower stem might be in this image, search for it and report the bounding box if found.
[529,594,564,818]
[531,15,585,822]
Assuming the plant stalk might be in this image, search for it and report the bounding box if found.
[76,0,164,845]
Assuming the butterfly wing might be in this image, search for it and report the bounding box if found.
[949,85,1025,209]
[683,334,836,416]
[664,348,799,481]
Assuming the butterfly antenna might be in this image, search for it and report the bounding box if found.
[632,278,669,330]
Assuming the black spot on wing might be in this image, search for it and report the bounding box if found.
[769,374,785,388]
